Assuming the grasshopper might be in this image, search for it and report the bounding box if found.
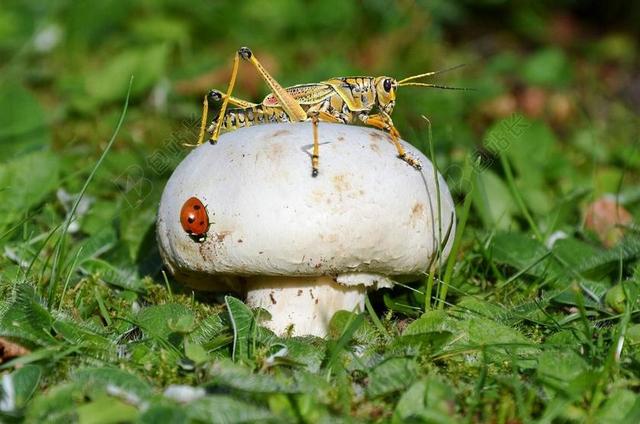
[195,47,464,177]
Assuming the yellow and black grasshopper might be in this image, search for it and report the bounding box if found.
[196,47,464,177]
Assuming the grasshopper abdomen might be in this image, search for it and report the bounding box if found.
[208,105,293,138]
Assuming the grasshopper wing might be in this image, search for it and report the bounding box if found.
[262,83,335,107]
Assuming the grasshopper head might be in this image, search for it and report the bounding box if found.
[374,76,398,115]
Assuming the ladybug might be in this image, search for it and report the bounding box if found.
[180,197,209,242]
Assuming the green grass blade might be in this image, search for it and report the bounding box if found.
[47,76,134,306]
[499,153,543,241]
[438,158,475,309]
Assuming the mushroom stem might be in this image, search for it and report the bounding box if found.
[244,276,366,337]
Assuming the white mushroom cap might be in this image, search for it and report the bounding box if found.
[157,122,455,336]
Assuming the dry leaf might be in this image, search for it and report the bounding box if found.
[0,337,30,363]
[584,196,633,247]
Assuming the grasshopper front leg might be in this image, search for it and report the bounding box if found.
[358,112,422,170]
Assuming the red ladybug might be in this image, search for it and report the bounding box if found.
[180,197,209,241]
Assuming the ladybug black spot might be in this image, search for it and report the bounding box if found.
[193,204,201,210]
[188,217,195,223]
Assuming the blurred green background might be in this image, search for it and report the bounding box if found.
[1,1,640,422]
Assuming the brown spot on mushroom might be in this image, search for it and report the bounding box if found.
[215,231,232,242]
[309,289,315,299]
[369,143,381,154]
[332,174,351,193]
[297,290,303,296]
[271,129,290,137]
[198,243,208,261]
[266,142,284,161]
[311,189,325,203]
[369,131,383,141]
[410,202,425,226]
[315,299,319,305]
[270,292,277,304]
[337,136,345,142]
[320,234,338,243]
[237,239,243,243]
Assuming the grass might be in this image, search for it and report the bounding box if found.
[1,1,640,423]
[48,77,134,307]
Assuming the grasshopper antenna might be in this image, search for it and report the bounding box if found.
[398,63,467,85]
[398,82,475,91]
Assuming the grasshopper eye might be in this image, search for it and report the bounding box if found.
[383,79,392,92]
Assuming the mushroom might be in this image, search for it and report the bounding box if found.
[157,122,455,337]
